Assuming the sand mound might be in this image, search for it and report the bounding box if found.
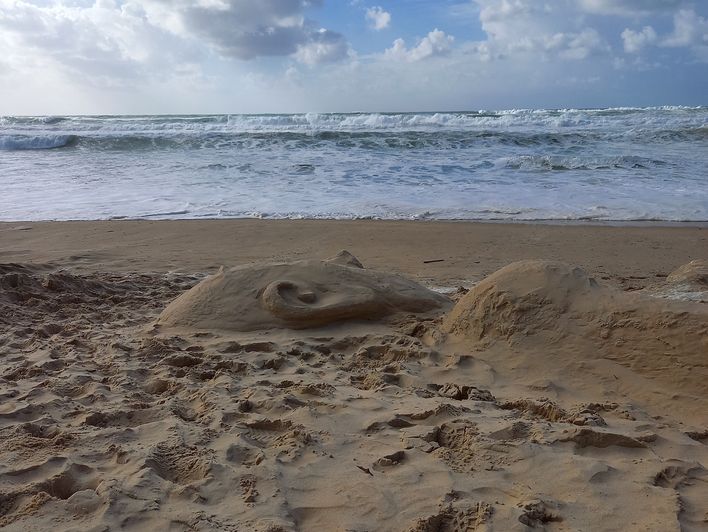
[442,260,608,341]
[443,260,708,421]
[444,259,708,343]
[157,251,450,331]
[647,259,708,303]
[667,259,708,286]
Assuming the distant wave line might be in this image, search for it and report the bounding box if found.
[1,127,705,151]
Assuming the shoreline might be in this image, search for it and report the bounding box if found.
[4,218,708,228]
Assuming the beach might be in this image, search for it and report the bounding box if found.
[3,0,708,529]
[1,219,706,531]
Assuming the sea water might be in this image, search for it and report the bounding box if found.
[1,107,706,221]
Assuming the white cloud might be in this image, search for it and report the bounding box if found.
[385,29,454,62]
[555,28,607,60]
[0,0,349,89]
[615,9,708,61]
[662,8,708,47]
[366,6,391,31]
[473,0,610,60]
[294,28,350,65]
[0,0,195,86]
[447,1,481,22]
[580,0,684,16]
[621,26,657,53]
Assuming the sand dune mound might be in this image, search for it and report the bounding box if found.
[157,251,450,331]
[667,259,708,286]
[442,260,608,341]
[444,259,708,343]
[648,259,708,303]
[443,260,708,419]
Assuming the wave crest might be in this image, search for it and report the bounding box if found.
[498,155,667,171]
[0,134,78,150]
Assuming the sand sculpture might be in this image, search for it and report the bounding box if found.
[654,259,708,302]
[666,259,708,286]
[443,260,608,341]
[157,251,451,331]
[444,259,708,343]
[443,260,708,410]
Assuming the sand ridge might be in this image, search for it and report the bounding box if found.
[0,250,707,531]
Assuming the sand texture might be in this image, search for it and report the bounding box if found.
[0,221,707,531]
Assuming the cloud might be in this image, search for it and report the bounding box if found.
[366,6,391,31]
[618,9,708,61]
[621,26,657,53]
[662,8,708,47]
[473,0,610,60]
[1,0,707,114]
[0,0,349,90]
[553,28,607,60]
[0,0,195,86]
[385,29,454,62]
[294,28,350,65]
[142,0,348,64]
[579,0,684,16]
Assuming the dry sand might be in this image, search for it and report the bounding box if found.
[0,220,707,531]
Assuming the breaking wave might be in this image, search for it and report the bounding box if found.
[1,106,706,133]
[0,134,78,150]
[498,155,668,171]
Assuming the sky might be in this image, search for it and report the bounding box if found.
[0,0,707,114]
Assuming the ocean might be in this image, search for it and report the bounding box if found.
[1,107,706,222]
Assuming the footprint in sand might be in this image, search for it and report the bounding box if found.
[225,443,265,467]
[518,499,562,528]
[407,501,494,532]
[144,443,212,485]
[0,458,103,526]
[82,407,164,429]
[238,419,314,461]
